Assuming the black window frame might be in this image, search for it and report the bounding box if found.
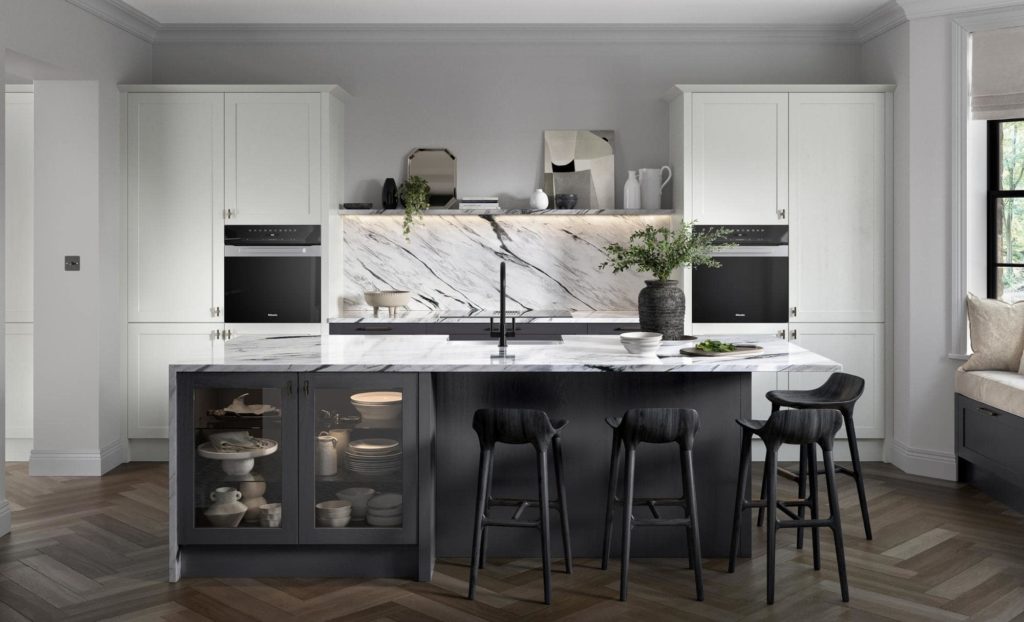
[988,119,1024,298]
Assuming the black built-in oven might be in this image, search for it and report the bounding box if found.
[691,225,788,324]
[224,225,321,323]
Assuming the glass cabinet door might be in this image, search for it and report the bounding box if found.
[298,373,418,544]
[178,373,298,545]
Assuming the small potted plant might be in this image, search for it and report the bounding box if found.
[600,222,729,339]
[398,175,430,239]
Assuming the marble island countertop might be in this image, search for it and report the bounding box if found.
[171,334,840,373]
[328,310,639,324]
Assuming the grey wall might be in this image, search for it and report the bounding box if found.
[153,39,863,209]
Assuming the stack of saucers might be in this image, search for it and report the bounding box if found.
[344,438,402,475]
[366,493,402,527]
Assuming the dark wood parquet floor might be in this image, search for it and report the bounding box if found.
[0,461,1022,621]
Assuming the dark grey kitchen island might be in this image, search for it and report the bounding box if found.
[168,334,839,582]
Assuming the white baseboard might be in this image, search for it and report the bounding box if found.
[0,500,11,537]
[889,439,957,481]
[29,439,125,476]
[128,438,169,462]
[4,438,33,462]
[752,438,884,463]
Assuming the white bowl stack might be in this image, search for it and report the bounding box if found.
[315,499,352,527]
[619,331,663,356]
[336,486,376,520]
[366,493,403,527]
[350,391,403,427]
[344,438,402,475]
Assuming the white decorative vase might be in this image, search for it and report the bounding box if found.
[623,170,641,211]
[529,188,549,210]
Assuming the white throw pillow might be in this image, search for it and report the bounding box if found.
[964,294,1024,372]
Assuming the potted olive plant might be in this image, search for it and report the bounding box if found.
[600,222,729,339]
[398,175,430,239]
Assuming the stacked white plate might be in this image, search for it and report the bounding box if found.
[350,391,402,427]
[344,438,402,475]
[366,493,403,527]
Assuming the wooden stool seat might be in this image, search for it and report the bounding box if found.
[467,408,572,605]
[601,408,704,602]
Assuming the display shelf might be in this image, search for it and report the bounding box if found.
[338,207,673,216]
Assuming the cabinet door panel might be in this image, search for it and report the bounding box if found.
[789,323,884,439]
[691,93,788,224]
[789,93,885,323]
[5,93,33,322]
[129,324,219,438]
[127,93,224,322]
[226,93,321,225]
[5,323,33,439]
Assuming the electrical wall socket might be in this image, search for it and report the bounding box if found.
[64,256,80,271]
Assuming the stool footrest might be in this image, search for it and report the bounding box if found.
[631,518,692,528]
[483,518,541,529]
[777,518,835,530]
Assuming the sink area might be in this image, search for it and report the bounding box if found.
[446,337,564,345]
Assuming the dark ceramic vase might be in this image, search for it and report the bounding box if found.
[638,279,686,339]
[382,178,398,210]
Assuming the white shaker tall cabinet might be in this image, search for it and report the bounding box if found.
[670,85,893,451]
[122,85,346,445]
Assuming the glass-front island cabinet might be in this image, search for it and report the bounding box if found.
[173,372,431,580]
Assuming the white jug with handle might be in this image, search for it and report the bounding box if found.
[638,166,672,211]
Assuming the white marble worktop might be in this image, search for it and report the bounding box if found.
[328,311,639,324]
[170,334,840,373]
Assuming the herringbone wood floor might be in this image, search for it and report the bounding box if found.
[0,462,1022,621]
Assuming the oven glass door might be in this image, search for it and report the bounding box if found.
[692,255,788,323]
[225,254,321,323]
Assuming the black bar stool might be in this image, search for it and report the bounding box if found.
[729,408,850,605]
[467,408,572,605]
[600,408,703,602]
[755,373,872,541]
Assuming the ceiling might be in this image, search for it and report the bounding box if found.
[117,0,894,26]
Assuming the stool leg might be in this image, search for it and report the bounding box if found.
[807,442,821,571]
[468,445,492,600]
[681,446,704,602]
[796,443,807,550]
[537,448,552,605]
[478,449,495,570]
[765,446,779,605]
[552,435,573,575]
[601,430,622,571]
[729,429,752,573]
[755,462,769,527]
[619,447,637,602]
[823,447,850,603]
[843,410,873,540]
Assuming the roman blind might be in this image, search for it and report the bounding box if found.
[972,26,1024,120]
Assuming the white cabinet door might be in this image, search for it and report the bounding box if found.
[5,93,33,323]
[690,93,788,225]
[128,323,221,438]
[127,93,224,323]
[789,322,885,439]
[789,93,885,323]
[226,93,321,225]
[5,323,33,439]
[693,323,789,419]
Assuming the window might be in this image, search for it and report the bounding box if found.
[988,120,1024,302]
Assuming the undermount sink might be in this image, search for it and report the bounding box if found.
[447,337,564,345]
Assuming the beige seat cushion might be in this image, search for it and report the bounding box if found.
[963,294,1024,371]
[956,368,1024,418]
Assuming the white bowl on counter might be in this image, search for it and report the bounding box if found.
[619,332,663,356]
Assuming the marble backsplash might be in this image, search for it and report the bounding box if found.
[341,214,672,311]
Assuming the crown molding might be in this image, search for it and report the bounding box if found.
[65,0,159,42]
[153,22,863,45]
[854,1,907,42]
[898,0,1024,21]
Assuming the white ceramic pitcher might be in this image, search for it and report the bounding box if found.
[638,166,672,211]
[316,433,339,477]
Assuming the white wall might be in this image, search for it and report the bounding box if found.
[153,39,862,209]
[0,0,152,478]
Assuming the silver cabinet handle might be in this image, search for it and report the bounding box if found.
[226,329,232,340]
[778,208,786,220]
[790,329,798,340]
[223,209,235,219]
[776,329,786,339]
[978,408,998,417]
[790,306,797,318]
[215,329,222,340]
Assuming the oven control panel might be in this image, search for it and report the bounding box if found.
[693,225,788,246]
[225,225,321,246]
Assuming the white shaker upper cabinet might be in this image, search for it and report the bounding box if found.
[5,92,33,323]
[127,93,225,323]
[226,93,322,225]
[789,93,886,323]
[690,92,788,225]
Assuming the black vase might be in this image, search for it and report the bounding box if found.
[382,178,398,210]
[638,279,686,340]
